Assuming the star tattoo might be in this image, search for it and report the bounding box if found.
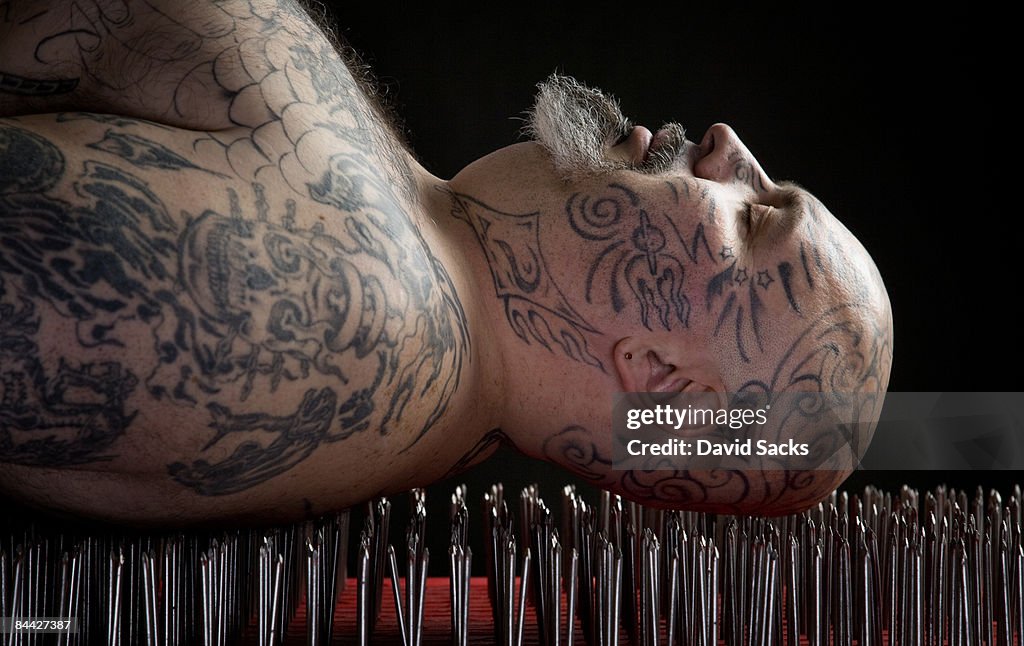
[719,245,734,261]
[734,267,748,285]
[756,270,774,289]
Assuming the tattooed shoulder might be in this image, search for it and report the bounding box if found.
[0,113,468,499]
[0,2,477,517]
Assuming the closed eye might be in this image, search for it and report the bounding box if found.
[742,202,775,239]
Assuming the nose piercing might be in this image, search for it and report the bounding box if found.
[624,353,632,360]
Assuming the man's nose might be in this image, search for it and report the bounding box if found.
[694,123,774,194]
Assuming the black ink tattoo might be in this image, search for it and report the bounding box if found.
[0,70,77,96]
[748,281,765,353]
[444,428,517,478]
[0,126,177,348]
[158,174,469,487]
[731,306,750,363]
[0,116,469,491]
[0,123,64,193]
[167,387,338,495]
[777,261,800,313]
[713,292,737,338]
[0,295,138,466]
[707,250,806,364]
[544,304,893,515]
[542,425,612,482]
[87,130,226,176]
[799,242,815,290]
[0,123,169,465]
[0,2,473,501]
[450,181,719,371]
[734,160,767,192]
[56,112,173,130]
[449,189,603,370]
[568,183,711,331]
[187,6,417,201]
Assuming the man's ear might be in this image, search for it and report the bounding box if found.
[612,336,719,393]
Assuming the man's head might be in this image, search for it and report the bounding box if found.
[448,74,893,513]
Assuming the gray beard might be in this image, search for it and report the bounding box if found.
[523,73,687,180]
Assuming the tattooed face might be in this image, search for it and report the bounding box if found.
[449,75,891,514]
[452,75,891,393]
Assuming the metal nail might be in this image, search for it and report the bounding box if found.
[387,545,408,646]
[358,542,370,646]
[517,549,530,646]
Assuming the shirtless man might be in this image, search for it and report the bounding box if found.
[0,0,892,525]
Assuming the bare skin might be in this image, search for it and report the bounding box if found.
[0,0,892,525]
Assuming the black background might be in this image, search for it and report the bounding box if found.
[325,4,1018,562]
